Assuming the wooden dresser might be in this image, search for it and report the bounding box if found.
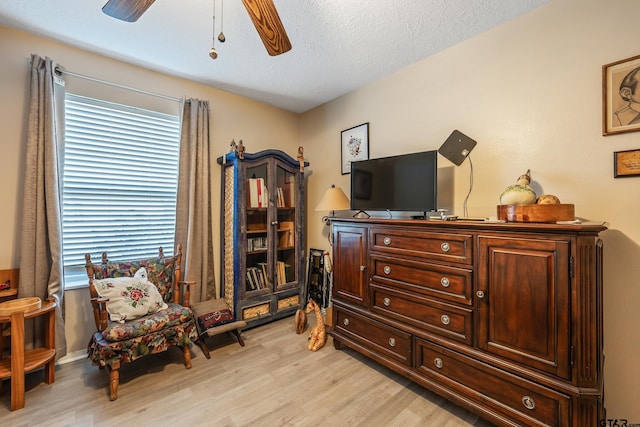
[329,218,606,427]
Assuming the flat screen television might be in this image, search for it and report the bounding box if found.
[350,150,438,214]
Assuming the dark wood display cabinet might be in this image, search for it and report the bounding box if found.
[329,218,606,427]
[217,149,308,328]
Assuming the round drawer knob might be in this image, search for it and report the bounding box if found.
[522,396,536,410]
[383,237,392,245]
[360,265,366,271]
[476,290,485,298]
[440,314,450,325]
[383,265,391,275]
[440,242,450,252]
[434,357,443,369]
[383,297,391,307]
[440,277,450,288]
[343,318,350,326]
[388,338,396,347]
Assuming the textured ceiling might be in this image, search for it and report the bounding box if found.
[0,0,549,113]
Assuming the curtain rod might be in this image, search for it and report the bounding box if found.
[55,67,182,103]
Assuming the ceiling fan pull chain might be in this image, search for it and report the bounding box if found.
[209,0,218,59]
[218,0,226,42]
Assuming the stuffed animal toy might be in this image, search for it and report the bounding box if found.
[305,299,326,351]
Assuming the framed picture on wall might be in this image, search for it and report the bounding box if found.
[614,149,640,177]
[341,122,369,174]
[603,54,640,135]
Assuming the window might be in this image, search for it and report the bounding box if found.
[62,94,181,289]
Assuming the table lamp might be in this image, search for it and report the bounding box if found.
[315,184,350,225]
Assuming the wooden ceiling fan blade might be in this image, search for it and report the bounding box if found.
[241,0,292,56]
[102,0,156,22]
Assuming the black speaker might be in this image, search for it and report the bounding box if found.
[438,130,477,166]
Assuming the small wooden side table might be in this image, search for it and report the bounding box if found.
[0,268,19,356]
[0,298,56,410]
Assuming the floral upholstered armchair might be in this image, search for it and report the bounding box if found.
[85,244,197,401]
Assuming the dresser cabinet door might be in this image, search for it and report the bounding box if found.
[477,236,571,379]
[332,225,368,307]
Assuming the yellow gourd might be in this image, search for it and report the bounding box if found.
[499,170,537,205]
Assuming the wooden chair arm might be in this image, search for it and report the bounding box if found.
[90,296,110,332]
[177,281,195,308]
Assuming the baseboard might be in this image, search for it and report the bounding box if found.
[58,349,86,365]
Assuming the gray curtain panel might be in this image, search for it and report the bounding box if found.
[175,98,215,303]
[19,54,67,358]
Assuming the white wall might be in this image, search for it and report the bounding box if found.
[301,0,640,420]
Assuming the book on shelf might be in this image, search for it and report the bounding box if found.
[258,262,269,288]
[276,261,283,286]
[275,261,292,286]
[246,268,257,290]
[279,221,295,247]
[256,267,266,289]
[252,267,261,289]
[276,187,285,208]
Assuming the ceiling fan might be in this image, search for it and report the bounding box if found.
[101,0,292,56]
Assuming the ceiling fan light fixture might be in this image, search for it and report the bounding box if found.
[102,0,290,56]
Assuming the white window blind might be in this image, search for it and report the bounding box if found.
[62,94,181,287]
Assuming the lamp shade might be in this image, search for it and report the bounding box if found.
[315,185,350,212]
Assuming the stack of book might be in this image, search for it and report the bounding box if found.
[275,261,292,286]
[247,178,268,208]
[245,262,292,289]
[245,265,267,290]
[247,236,267,252]
[278,182,295,207]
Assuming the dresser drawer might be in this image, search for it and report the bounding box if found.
[370,227,472,265]
[415,339,570,427]
[370,254,472,306]
[334,306,411,366]
[371,285,473,345]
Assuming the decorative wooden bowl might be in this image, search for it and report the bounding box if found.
[0,297,42,316]
[497,204,575,223]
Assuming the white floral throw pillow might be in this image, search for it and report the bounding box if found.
[93,267,168,323]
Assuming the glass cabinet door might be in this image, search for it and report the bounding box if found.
[245,162,269,294]
[275,164,297,289]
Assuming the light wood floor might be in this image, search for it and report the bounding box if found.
[1,317,495,426]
